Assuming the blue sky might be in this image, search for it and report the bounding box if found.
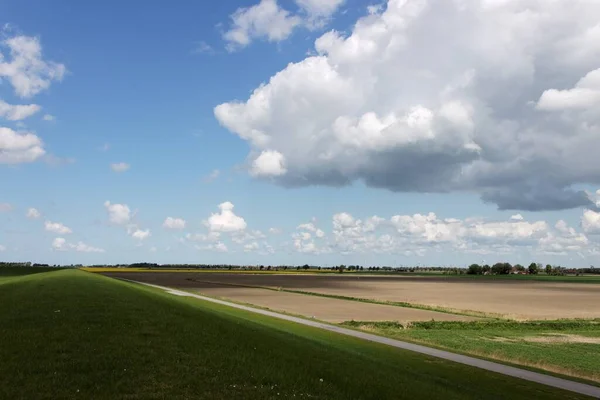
[1,0,600,267]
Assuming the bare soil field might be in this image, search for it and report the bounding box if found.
[102,272,600,320]
[184,283,477,323]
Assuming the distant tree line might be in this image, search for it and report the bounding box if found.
[3,261,597,276]
[0,262,57,268]
[466,262,571,276]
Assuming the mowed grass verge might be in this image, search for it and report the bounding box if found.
[0,270,589,400]
[342,320,600,384]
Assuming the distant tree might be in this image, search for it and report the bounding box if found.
[528,263,539,275]
[514,264,525,273]
[467,264,483,275]
[338,265,346,273]
[545,264,552,275]
[551,266,565,276]
[482,264,491,274]
[492,262,512,275]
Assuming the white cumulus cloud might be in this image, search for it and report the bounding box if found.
[130,228,151,241]
[250,150,287,177]
[0,35,66,98]
[0,127,45,164]
[197,241,228,252]
[582,210,600,235]
[0,100,40,121]
[537,68,600,111]
[163,217,186,230]
[44,221,72,235]
[223,0,302,51]
[26,208,41,219]
[215,0,600,211]
[104,201,131,225]
[52,237,104,253]
[205,201,247,232]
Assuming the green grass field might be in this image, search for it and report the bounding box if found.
[0,269,590,399]
[342,320,600,383]
[0,266,63,278]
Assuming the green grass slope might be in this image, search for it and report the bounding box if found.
[0,266,63,281]
[0,270,588,399]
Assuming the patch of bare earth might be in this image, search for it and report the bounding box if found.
[523,334,600,344]
[488,334,600,344]
[188,285,477,323]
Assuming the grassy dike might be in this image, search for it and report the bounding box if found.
[0,268,589,399]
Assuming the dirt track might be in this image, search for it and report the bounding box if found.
[101,272,600,319]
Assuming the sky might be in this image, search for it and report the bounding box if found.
[1,0,600,267]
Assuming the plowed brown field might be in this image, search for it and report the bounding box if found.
[101,272,600,320]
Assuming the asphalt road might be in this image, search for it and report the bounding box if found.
[125,279,600,398]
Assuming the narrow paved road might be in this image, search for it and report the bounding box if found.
[126,279,600,398]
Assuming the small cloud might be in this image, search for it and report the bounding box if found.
[149,246,157,253]
[269,227,282,234]
[0,203,13,212]
[0,244,6,252]
[510,214,524,221]
[111,162,130,173]
[43,114,55,121]
[52,237,104,253]
[104,201,131,225]
[26,207,41,219]
[131,228,151,241]
[192,41,214,54]
[367,3,384,15]
[203,169,220,183]
[0,100,41,121]
[45,221,72,235]
[100,143,110,151]
[163,217,186,230]
[43,154,76,167]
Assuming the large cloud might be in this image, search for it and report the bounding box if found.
[215,0,600,211]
